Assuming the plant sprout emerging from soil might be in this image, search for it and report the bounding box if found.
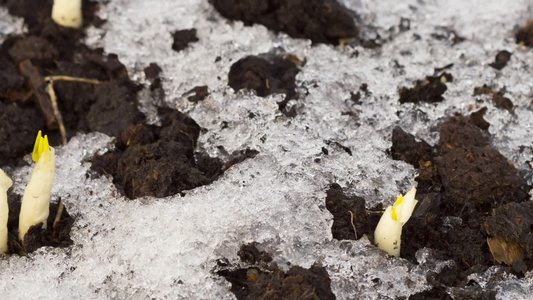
[18,131,56,242]
[52,0,83,29]
[374,187,418,257]
[0,169,12,254]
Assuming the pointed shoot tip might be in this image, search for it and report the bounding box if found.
[32,131,50,162]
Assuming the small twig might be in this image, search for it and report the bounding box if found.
[339,38,350,50]
[43,75,102,145]
[53,200,64,230]
[366,210,385,214]
[348,210,358,240]
[46,81,68,145]
[44,75,102,85]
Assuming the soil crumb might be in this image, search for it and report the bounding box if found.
[183,85,209,103]
[228,53,300,115]
[171,29,198,52]
[399,72,453,104]
[469,107,490,130]
[473,85,513,111]
[489,50,512,70]
[228,54,299,99]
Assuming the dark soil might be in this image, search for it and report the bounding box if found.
[399,72,453,104]
[228,53,300,116]
[6,191,74,255]
[1,0,258,202]
[91,108,258,199]
[473,85,514,111]
[389,114,531,296]
[0,0,144,167]
[516,20,533,46]
[183,85,209,103]
[91,108,205,199]
[228,54,299,99]
[0,100,44,167]
[485,201,533,266]
[325,183,371,240]
[210,0,358,45]
[144,62,163,91]
[217,243,335,300]
[489,50,512,70]
[327,113,531,298]
[171,29,198,52]
[469,107,490,130]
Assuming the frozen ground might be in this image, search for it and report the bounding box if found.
[1,0,533,299]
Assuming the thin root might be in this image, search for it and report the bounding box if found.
[44,75,102,85]
[348,210,358,240]
[46,81,68,145]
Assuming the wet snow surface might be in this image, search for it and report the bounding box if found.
[1,0,533,299]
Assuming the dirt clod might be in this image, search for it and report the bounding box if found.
[469,107,490,130]
[218,244,335,300]
[171,29,198,52]
[489,50,512,70]
[399,72,453,104]
[228,54,300,115]
[92,108,214,199]
[210,0,358,45]
[473,85,513,111]
[183,85,209,103]
[228,54,299,99]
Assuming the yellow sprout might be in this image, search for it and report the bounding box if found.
[374,188,418,256]
[32,130,50,162]
[19,131,56,242]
